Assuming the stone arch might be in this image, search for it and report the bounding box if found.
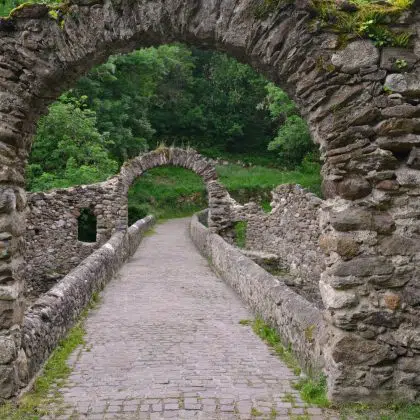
[117,147,218,191]
[112,147,231,232]
[0,0,419,403]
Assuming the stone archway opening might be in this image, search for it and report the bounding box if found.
[0,0,419,404]
[127,165,209,224]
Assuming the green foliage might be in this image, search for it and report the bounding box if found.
[339,402,420,419]
[260,83,315,168]
[293,376,330,408]
[127,163,321,222]
[312,0,414,48]
[0,0,18,16]
[28,44,318,192]
[27,94,118,191]
[234,221,247,248]
[128,166,207,221]
[216,162,322,197]
[251,317,302,376]
[1,0,60,16]
[268,115,314,167]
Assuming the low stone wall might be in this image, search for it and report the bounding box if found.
[21,216,154,385]
[190,212,326,374]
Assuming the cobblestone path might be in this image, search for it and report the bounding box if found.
[49,218,334,419]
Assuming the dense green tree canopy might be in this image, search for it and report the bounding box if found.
[27,44,316,191]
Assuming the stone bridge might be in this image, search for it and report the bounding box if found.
[0,0,419,405]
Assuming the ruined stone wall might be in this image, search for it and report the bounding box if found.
[24,179,125,297]
[229,185,324,306]
[23,148,221,298]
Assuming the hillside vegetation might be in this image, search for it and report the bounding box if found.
[127,162,321,223]
[25,43,320,221]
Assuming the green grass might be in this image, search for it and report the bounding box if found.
[0,0,60,17]
[251,317,302,377]
[0,293,100,419]
[127,163,321,222]
[311,0,414,48]
[245,317,333,410]
[339,402,420,420]
[293,376,330,408]
[234,221,247,248]
[217,164,321,196]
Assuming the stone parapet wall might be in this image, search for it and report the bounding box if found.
[21,216,154,387]
[228,185,324,306]
[190,212,326,375]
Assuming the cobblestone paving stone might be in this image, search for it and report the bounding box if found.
[44,218,337,419]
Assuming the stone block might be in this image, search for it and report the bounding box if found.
[332,40,379,74]
[330,208,372,231]
[380,235,420,256]
[0,335,17,364]
[320,280,358,309]
[337,176,372,200]
[332,335,393,366]
[0,365,17,399]
[380,48,418,72]
[330,257,393,277]
[385,73,420,97]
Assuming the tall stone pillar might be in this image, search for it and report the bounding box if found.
[0,92,29,399]
[311,39,420,401]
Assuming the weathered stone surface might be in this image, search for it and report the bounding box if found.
[396,166,420,186]
[380,104,420,118]
[380,48,418,72]
[319,234,360,259]
[330,257,394,277]
[331,41,380,73]
[0,336,16,365]
[332,335,393,366]
[330,208,372,231]
[0,0,417,404]
[385,73,420,97]
[24,148,221,298]
[380,235,420,256]
[375,119,420,137]
[337,176,372,199]
[220,184,324,307]
[0,365,18,399]
[320,280,358,309]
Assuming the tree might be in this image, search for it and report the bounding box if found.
[27,95,118,191]
[262,83,315,168]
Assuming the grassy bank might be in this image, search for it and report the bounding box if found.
[127,162,321,223]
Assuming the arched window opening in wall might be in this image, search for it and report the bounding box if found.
[77,208,97,243]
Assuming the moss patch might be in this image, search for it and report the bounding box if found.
[312,0,414,48]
